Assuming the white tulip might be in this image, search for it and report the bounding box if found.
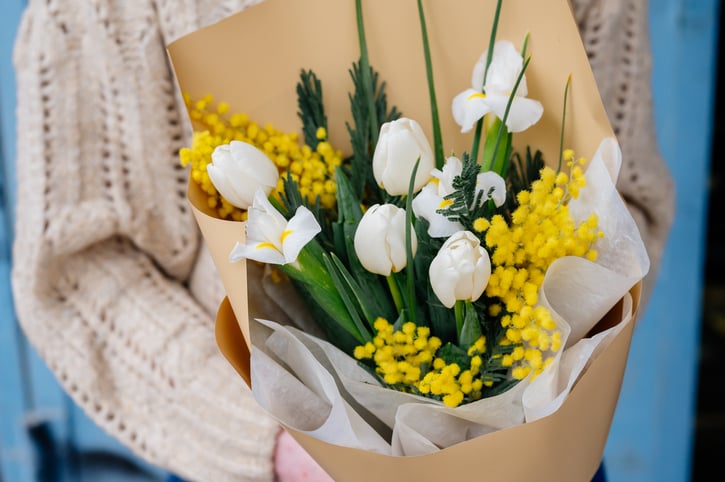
[452,40,543,133]
[229,189,321,265]
[429,231,491,308]
[207,140,279,209]
[354,204,417,276]
[372,118,435,196]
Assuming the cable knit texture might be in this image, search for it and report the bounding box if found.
[11,0,673,481]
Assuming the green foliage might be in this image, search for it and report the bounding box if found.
[345,60,400,202]
[287,279,362,354]
[481,117,513,175]
[437,342,470,368]
[459,301,483,350]
[505,146,545,216]
[296,69,327,149]
[437,152,496,231]
[333,167,396,322]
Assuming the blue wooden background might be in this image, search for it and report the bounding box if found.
[0,0,719,481]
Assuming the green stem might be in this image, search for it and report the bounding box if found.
[454,300,465,339]
[416,0,444,169]
[387,274,404,313]
[558,74,572,173]
[482,0,504,89]
[470,120,484,163]
[520,32,530,59]
[355,0,379,146]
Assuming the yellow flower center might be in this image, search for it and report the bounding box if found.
[256,242,279,252]
[438,198,454,209]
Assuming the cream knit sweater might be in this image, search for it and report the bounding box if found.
[11,0,673,481]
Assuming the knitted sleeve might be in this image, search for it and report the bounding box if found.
[572,0,675,306]
[11,1,279,481]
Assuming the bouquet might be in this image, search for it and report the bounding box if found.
[169,0,649,479]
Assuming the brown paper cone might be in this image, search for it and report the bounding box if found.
[171,0,640,480]
[216,283,641,482]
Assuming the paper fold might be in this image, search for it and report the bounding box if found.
[215,282,640,481]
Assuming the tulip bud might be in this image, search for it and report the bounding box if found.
[354,204,417,276]
[207,140,279,209]
[429,231,491,308]
[372,118,435,196]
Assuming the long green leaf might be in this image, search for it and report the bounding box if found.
[404,158,421,325]
[336,167,396,319]
[459,301,483,349]
[329,254,379,333]
[282,247,365,344]
[416,0,444,169]
[322,253,372,342]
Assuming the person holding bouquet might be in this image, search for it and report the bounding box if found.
[10,0,673,481]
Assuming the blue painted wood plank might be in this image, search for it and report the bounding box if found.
[1,1,35,480]
[0,0,23,231]
[0,200,34,482]
[0,2,168,480]
[1,0,76,479]
[604,0,719,481]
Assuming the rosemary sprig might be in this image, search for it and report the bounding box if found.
[296,69,327,149]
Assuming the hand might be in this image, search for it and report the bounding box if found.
[274,428,334,482]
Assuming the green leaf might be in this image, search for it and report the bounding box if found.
[281,246,365,344]
[334,166,364,222]
[459,301,483,349]
[505,146,545,219]
[481,117,511,174]
[404,158,421,325]
[392,310,409,331]
[484,378,521,398]
[322,253,373,342]
[288,280,361,354]
[437,342,470,368]
[416,0,444,169]
[334,168,396,320]
[329,252,381,335]
[558,74,572,173]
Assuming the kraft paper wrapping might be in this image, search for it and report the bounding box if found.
[216,284,640,482]
[170,0,648,480]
